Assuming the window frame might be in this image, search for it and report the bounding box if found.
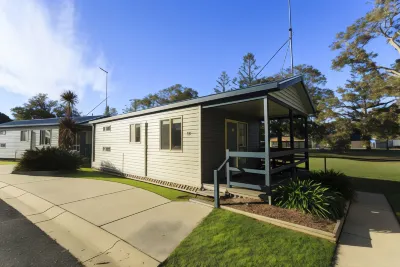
[39,130,52,146]
[20,130,28,142]
[129,123,141,143]
[159,116,183,151]
[103,126,111,132]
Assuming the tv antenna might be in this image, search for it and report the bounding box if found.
[288,0,294,75]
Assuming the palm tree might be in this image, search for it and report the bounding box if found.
[59,90,78,149]
[60,90,78,118]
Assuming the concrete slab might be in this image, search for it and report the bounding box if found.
[61,188,170,226]
[342,204,399,239]
[3,193,54,216]
[17,178,132,205]
[0,174,60,185]
[102,201,212,262]
[0,165,15,175]
[0,185,26,199]
[353,191,393,211]
[36,211,120,262]
[335,191,400,267]
[0,181,8,188]
[85,240,159,267]
[27,206,65,224]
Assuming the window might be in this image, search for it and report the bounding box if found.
[103,147,111,152]
[0,130,5,135]
[0,143,5,148]
[103,126,111,131]
[39,130,51,145]
[20,130,28,141]
[130,124,141,143]
[160,118,182,150]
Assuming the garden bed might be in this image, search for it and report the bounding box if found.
[221,198,336,232]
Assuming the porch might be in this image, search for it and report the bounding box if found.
[200,78,314,205]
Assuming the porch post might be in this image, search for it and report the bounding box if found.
[289,109,296,179]
[263,97,271,205]
[304,116,309,170]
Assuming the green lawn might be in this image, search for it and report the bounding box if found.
[162,209,335,267]
[68,168,200,201]
[309,149,400,160]
[308,158,400,222]
[0,161,17,165]
[309,157,400,181]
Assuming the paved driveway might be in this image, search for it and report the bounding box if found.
[0,165,212,266]
[335,191,400,267]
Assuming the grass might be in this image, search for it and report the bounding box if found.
[68,168,201,201]
[309,157,400,181]
[0,160,17,165]
[162,209,335,267]
[309,149,400,160]
[308,157,400,222]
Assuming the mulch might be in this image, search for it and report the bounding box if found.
[221,197,336,233]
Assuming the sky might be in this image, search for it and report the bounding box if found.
[0,0,397,118]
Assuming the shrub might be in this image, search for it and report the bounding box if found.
[308,170,354,201]
[14,147,82,172]
[273,179,345,220]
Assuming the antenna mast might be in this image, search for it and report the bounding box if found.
[288,0,294,75]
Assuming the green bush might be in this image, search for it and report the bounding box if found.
[14,147,82,172]
[273,179,345,220]
[308,170,354,201]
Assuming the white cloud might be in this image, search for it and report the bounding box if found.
[0,0,107,100]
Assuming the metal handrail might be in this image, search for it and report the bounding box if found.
[213,156,230,208]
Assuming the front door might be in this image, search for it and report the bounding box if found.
[226,120,248,167]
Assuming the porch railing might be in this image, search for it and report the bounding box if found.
[213,148,309,207]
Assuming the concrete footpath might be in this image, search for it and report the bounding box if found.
[335,191,400,267]
[0,165,212,266]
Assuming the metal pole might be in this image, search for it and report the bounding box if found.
[324,157,327,173]
[99,67,108,114]
[214,170,220,208]
[288,0,294,75]
[264,98,271,205]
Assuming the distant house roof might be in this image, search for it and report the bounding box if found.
[0,115,105,128]
[90,75,315,124]
[270,137,304,142]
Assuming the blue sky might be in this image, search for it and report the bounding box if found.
[0,0,396,117]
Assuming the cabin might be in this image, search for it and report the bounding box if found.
[0,116,103,159]
[90,75,315,203]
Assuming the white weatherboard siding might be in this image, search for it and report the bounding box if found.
[0,126,59,159]
[93,106,201,187]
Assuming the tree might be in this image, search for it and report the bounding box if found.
[123,84,198,113]
[331,0,400,78]
[10,93,80,120]
[11,94,59,120]
[214,71,235,93]
[0,112,12,124]
[237,53,260,88]
[59,90,78,149]
[372,104,399,150]
[104,106,118,116]
[333,71,396,149]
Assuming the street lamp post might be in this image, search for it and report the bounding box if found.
[99,67,108,113]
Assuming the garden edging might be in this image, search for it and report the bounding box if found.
[189,198,350,242]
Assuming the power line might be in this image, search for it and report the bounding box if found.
[255,38,290,79]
